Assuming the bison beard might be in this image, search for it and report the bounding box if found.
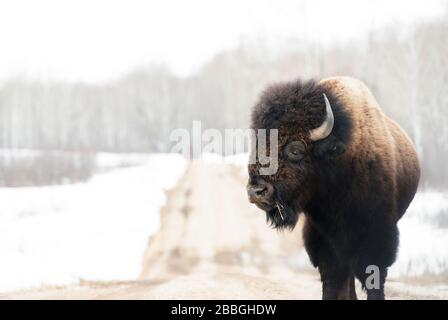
[266,185,299,230]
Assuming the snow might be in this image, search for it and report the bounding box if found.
[390,191,448,277]
[95,152,154,168]
[1,150,446,293]
[201,152,249,176]
[0,153,187,292]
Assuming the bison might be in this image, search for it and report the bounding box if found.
[247,76,420,300]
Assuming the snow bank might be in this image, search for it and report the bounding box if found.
[201,152,249,176]
[0,153,187,292]
[95,152,154,168]
[390,191,448,277]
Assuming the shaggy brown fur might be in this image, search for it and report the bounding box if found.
[247,76,420,300]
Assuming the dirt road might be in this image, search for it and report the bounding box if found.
[2,162,447,299]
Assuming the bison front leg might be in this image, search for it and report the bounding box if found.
[320,266,353,300]
[349,276,358,300]
[303,218,355,300]
[355,224,398,300]
[356,266,387,300]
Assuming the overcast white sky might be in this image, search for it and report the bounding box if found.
[0,0,445,83]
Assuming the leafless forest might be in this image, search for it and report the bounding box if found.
[0,8,447,188]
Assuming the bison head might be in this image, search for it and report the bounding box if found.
[247,80,352,230]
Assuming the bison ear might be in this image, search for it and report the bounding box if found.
[313,136,346,159]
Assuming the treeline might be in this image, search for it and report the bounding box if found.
[0,11,447,188]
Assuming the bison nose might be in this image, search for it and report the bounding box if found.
[247,181,274,203]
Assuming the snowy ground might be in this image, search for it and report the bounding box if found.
[0,151,446,294]
[390,191,448,277]
[0,153,187,292]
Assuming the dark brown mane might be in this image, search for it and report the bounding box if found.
[251,79,353,145]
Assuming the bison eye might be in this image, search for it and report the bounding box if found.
[285,141,305,162]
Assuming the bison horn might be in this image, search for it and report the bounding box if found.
[309,94,334,141]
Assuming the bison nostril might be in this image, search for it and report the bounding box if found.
[248,183,273,202]
[254,186,267,197]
